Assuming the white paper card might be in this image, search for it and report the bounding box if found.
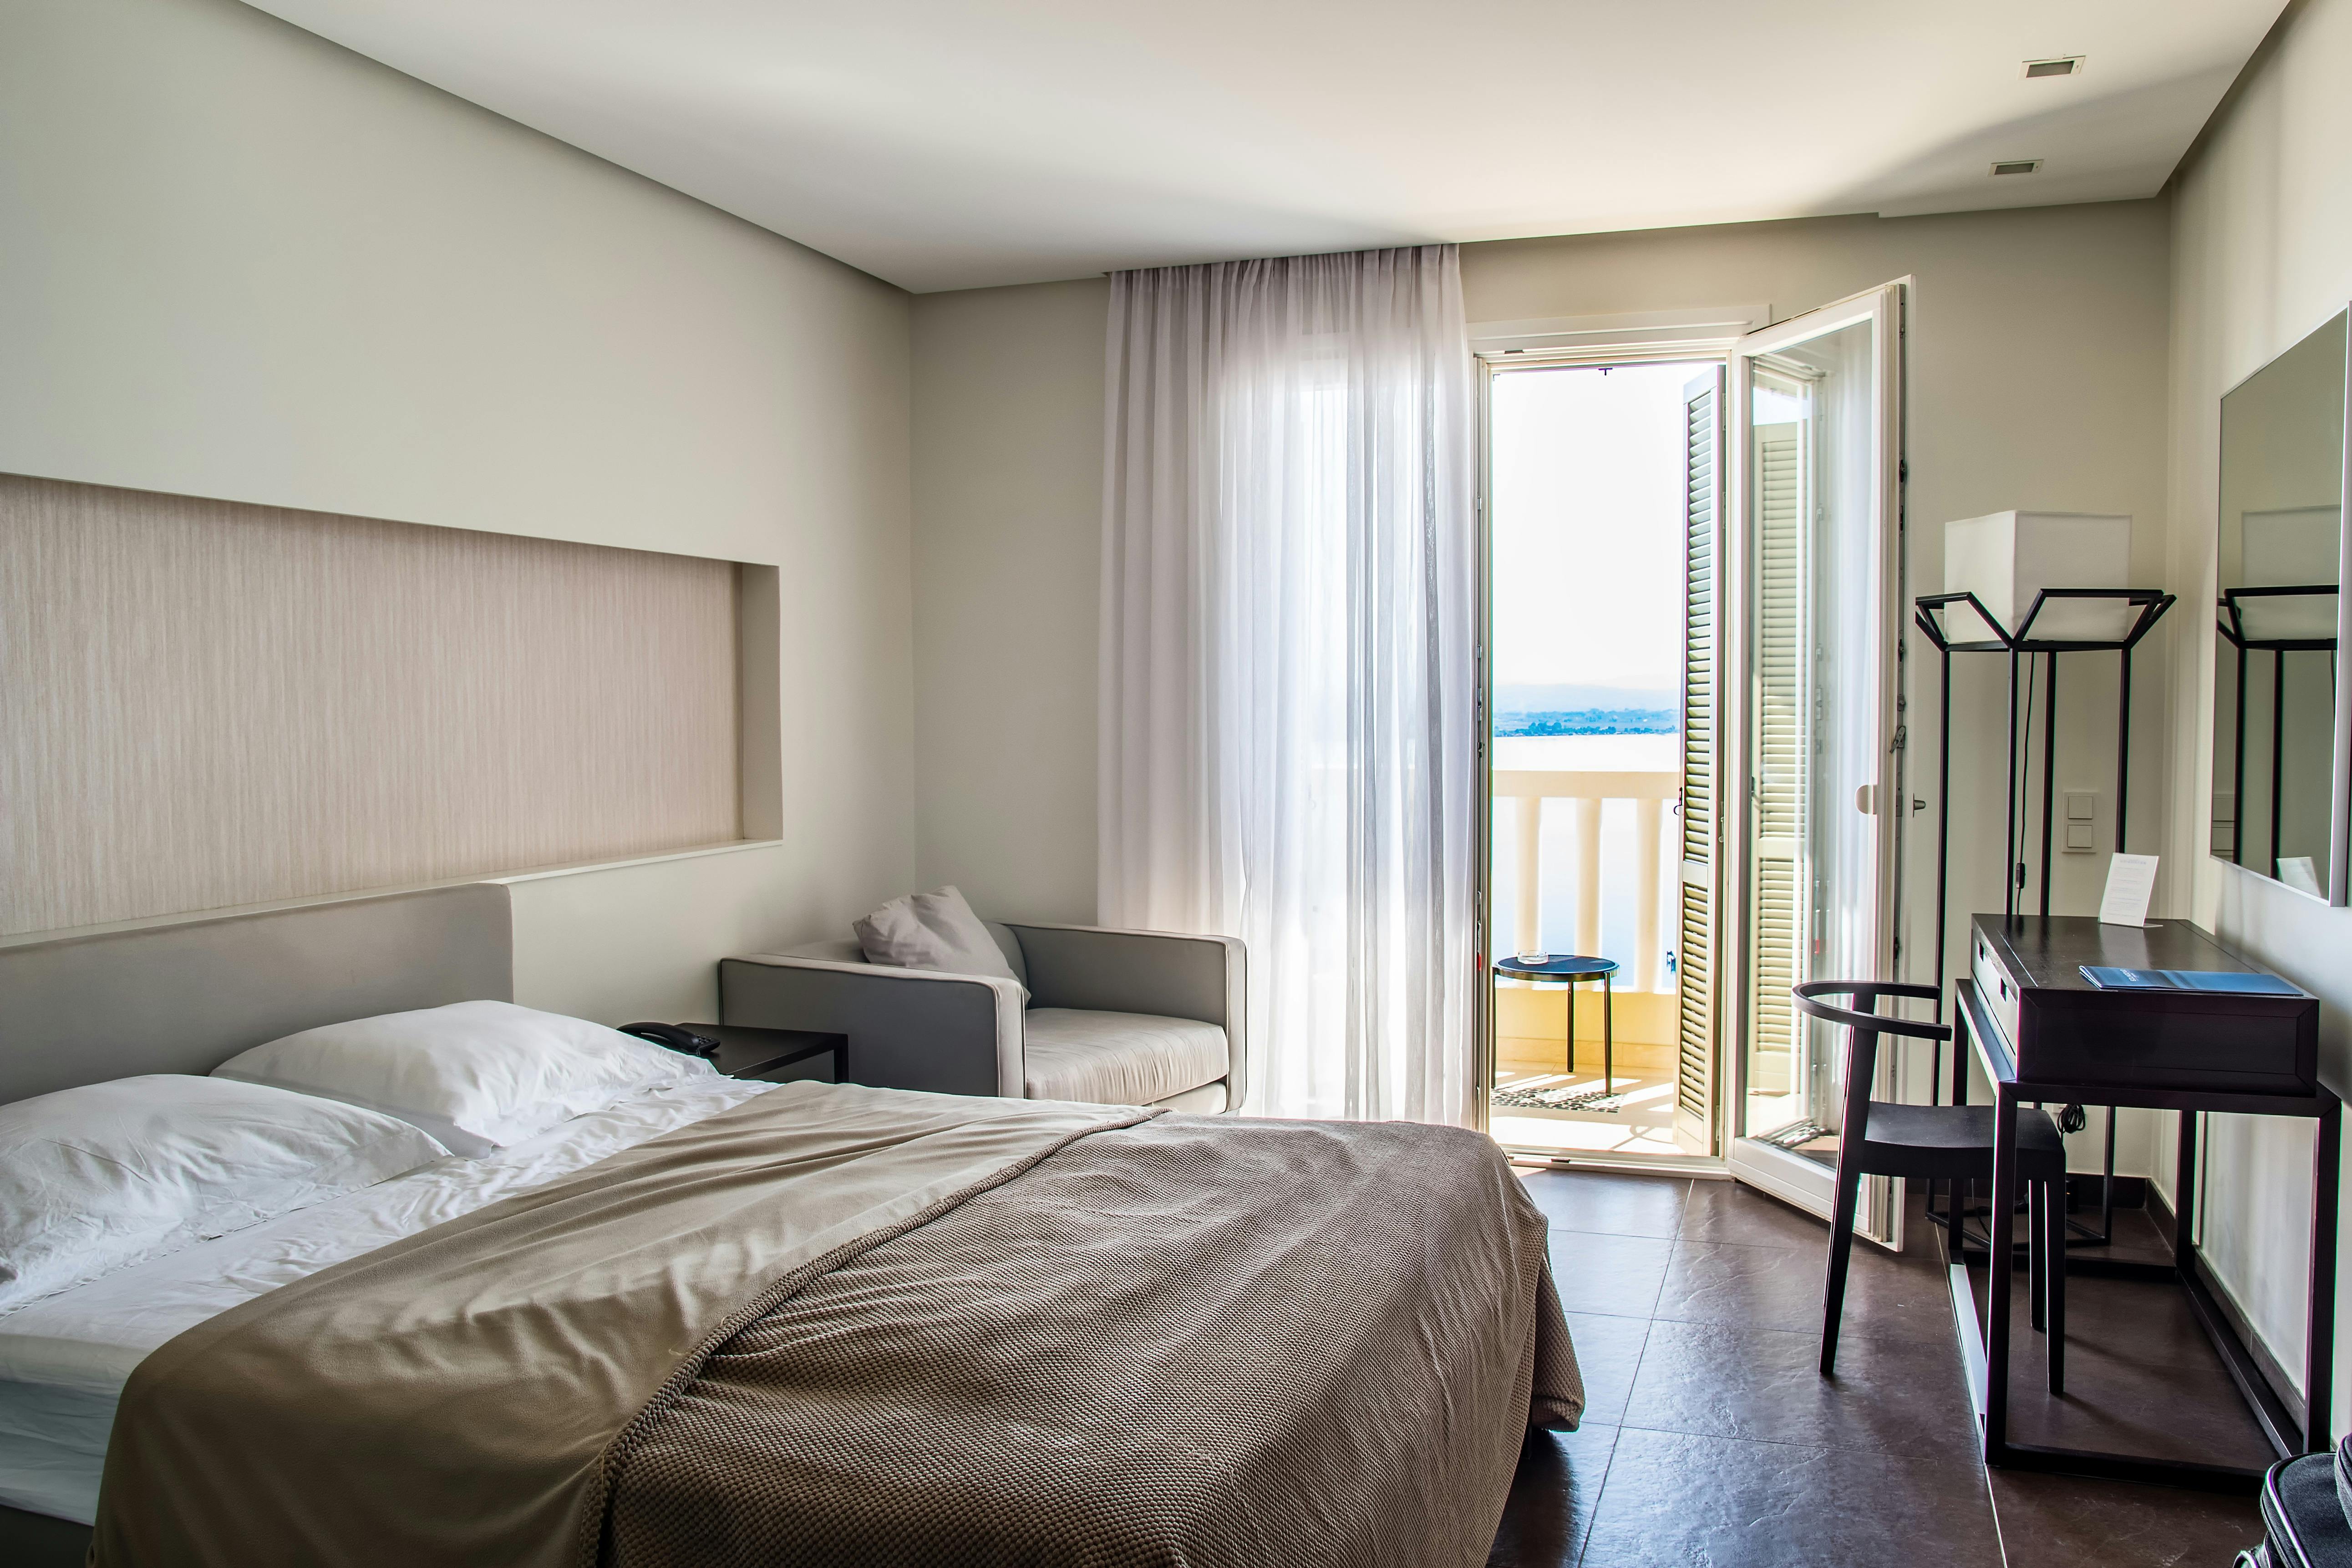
[2098,853,2159,927]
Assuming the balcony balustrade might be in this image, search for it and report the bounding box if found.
[1490,763,1686,1154]
[1493,766,1681,991]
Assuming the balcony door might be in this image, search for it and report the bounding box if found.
[1723,284,1908,1237]
[1479,350,1734,1162]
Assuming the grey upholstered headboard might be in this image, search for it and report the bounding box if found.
[0,884,513,1105]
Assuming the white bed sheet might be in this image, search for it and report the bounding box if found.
[0,1075,775,1524]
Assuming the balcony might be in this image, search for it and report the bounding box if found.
[1490,734,1688,1157]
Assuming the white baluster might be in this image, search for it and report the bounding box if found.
[1634,796,1663,991]
[1572,797,1601,959]
[1514,794,1542,957]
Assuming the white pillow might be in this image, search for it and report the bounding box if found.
[853,885,1027,998]
[0,1074,449,1312]
[213,1000,715,1157]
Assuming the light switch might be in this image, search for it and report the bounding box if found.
[2065,790,2096,822]
[2064,823,2095,852]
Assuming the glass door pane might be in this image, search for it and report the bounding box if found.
[1726,285,1904,1225]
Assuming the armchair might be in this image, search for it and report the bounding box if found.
[719,920,1247,1113]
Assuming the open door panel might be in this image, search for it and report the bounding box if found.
[1722,283,1908,1248]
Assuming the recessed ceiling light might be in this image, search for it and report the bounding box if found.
[2023,57,2083,79]
[1991,159,2044,177]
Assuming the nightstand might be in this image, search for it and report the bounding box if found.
[679,1024,848,1084]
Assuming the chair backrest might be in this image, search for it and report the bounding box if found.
[1790,981,1951,1136]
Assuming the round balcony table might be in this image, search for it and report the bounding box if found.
[1493,954,1620,1094]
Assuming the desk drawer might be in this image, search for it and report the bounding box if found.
[1970,918,2318,1098]
[2014,994,2314,1094]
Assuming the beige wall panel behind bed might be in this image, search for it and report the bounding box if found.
[2,472,741,937]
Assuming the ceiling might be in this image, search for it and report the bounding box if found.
[243,0,2287,294]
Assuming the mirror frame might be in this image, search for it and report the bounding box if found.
[2208,301,2352,905]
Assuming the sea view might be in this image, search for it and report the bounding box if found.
[1494,707,1677,738]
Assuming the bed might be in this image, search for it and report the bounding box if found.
[0,886,1581,1568]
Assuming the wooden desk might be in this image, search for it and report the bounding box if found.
[1954,924,2338,1491]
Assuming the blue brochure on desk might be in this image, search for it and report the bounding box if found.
[2081,965,2301,995]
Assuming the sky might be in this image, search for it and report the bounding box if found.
[1491,360,1693,701]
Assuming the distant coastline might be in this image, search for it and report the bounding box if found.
[1496,708,1678,738]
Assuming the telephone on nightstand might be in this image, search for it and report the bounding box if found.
[618,1022,722,1059]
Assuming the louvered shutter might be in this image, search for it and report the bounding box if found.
[1675,370,1723,1152]
[1748,420,1807,1099]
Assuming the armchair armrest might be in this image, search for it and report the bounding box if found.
[719,954,1026,1098]
[1002,924,1247,1111]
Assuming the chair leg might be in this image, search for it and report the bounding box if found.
[2044,1173,2067,1395]
[2029,1177,2047,1335]
[1820,1159,1864,1377]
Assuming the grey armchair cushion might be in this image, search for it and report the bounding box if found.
[852,887,1027,999]
[985,923,1030,992]
[1004,924,1245,1111]
[1151,1082,1229,1114]
[1021,1009,1228,1107]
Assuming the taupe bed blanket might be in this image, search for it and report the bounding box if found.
[95,1081,1580,1568]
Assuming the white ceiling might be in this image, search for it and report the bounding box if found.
[243,0,2286,294]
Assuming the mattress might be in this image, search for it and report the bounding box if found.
[0,1074,774,1524]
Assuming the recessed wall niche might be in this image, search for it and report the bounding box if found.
[0,472,765,937]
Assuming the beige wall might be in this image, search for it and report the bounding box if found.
[910,203,2175,1174]
[910,279,1109,923]
[0,0,916,1017]
[2164,0,2352,1426]
[499,843,823,1027]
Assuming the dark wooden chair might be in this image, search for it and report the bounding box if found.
[1793,980,2069,1391]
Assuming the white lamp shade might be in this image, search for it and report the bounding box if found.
[2231,588,2339,642]
[2230,506,2341,641]
[1943,510,2135,642]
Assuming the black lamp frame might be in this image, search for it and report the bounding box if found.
[1913,586,2175,1248]
[2215,586,2341,879]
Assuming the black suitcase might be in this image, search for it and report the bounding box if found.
[2238,1448,2352,1568]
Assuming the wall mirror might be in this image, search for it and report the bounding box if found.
[2210,308,2351,901]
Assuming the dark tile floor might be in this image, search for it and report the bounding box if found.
[1487,1170,2266,1568]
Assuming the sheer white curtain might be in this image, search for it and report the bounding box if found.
[1098,245,1478,1124]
